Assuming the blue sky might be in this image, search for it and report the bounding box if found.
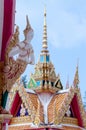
[15,0,86,99]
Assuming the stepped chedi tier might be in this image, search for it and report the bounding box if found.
[4,8,86,130]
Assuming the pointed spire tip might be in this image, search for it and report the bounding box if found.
[41,7,48,51]
[73,63,79,87]
[44,6,46,16]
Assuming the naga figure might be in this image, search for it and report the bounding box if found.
[1,16,35,108]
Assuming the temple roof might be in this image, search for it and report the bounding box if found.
[7,8,86,130]
[8,126,85,130]
[7,79,86,129]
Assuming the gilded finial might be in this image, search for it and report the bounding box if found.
[15,25,19,32]
[26,15,31,28]
[44,7,46,26]
[44,80,47,89]
[49,81,51,88]
[42,7,48,51]
[73,63,79,87]
[13,25,19,39]
[57,73,60,80]
[66,75,69,89]
[24,15,31,35]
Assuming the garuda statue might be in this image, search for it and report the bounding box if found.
[0,16,35,108]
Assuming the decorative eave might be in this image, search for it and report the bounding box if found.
[35,84,59,94]
[62,124,86,130]
[9,116,32,125]
[62,116,78,126]
[8,123,63,130]
[8,124,85,130]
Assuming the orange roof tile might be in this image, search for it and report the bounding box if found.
[48,93,68,123]
[28,93,44,122]
[29,93,38,109]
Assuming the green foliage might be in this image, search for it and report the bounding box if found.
[1,90,8,108]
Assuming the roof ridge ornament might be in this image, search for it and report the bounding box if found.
[66,75,69,89]
[23,15,33,36]
[73,63,79,87]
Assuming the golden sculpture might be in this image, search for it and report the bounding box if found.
[0,16,35,108]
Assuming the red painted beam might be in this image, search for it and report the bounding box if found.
[10,92,21,116]
[71,94,83,127]
[1,0,16,61]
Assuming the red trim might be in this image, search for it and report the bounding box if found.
[26,128,63,130]
[48,128,62,130]
[14,99,21,116]
[1,0,16,61]
[28,129,45,130]
[71,94,83,127]
[10,92,22,116]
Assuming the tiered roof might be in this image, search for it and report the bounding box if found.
[28,8,63,92]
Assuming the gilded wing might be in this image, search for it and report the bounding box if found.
[5,26,19,65]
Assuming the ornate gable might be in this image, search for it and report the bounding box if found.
[48,87,86,128]
[54,79,63,90]
[7,80,44,125]
[27,77,37,89]
[54,75,63,90]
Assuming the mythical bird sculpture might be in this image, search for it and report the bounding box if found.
[9,16,34,64]
[1,16,35,108]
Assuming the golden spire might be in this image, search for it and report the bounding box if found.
[42,7,48,52]
[73,63,79,87]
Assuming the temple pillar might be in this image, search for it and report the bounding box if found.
[0,61,4,106]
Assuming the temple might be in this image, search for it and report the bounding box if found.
[0,2,86,130]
